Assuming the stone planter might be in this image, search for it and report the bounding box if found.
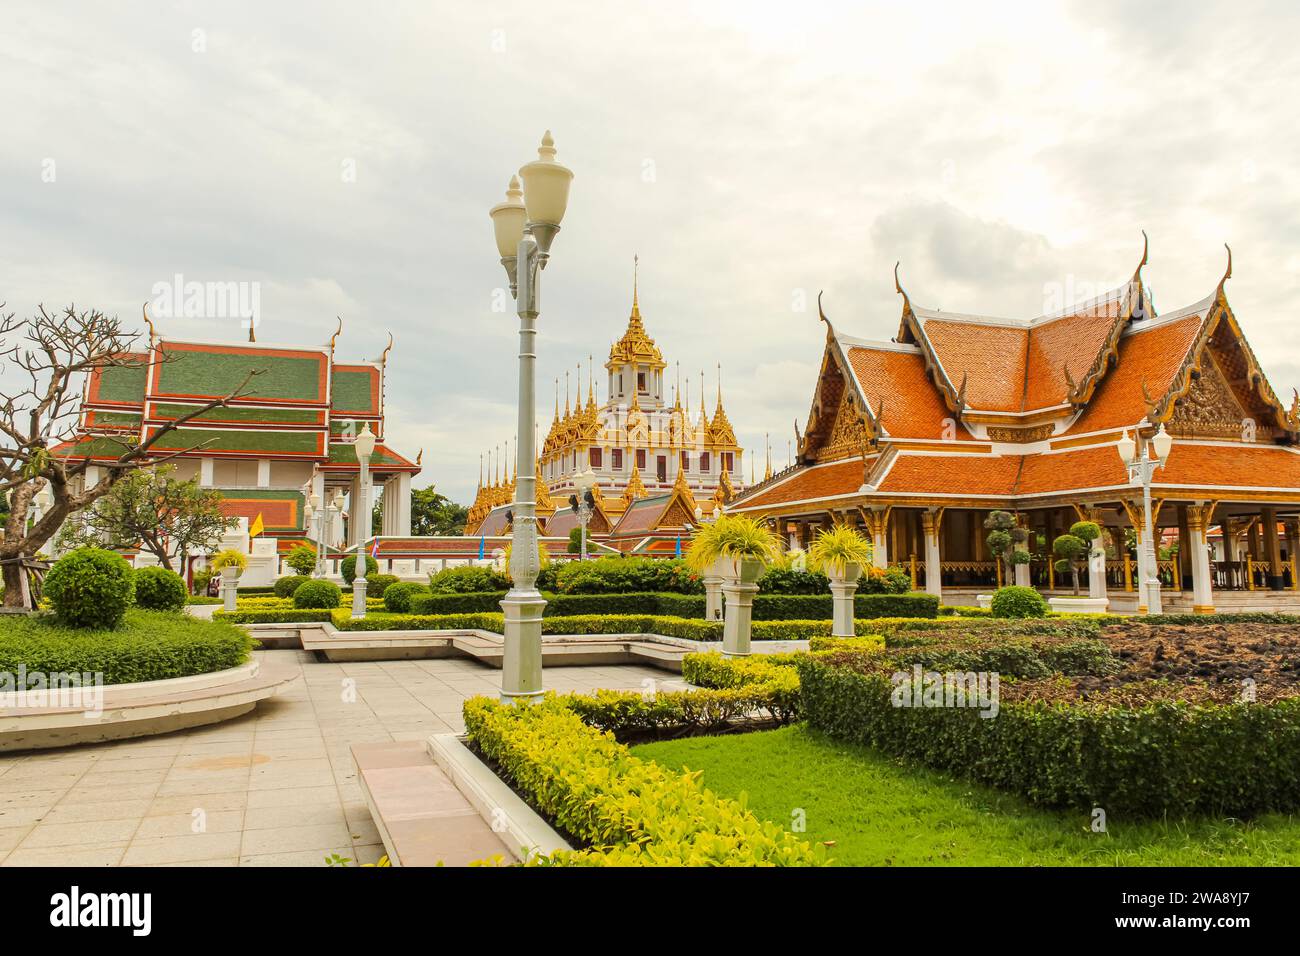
[221,567,242,612]
[721,556,766,656]
[1048,596,1109,615]
[827,562,864,638]
[702,557,733,622]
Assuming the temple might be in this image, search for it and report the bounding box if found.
[729,240,1300,613]
[52,316,421,585]
[465,260,746,551]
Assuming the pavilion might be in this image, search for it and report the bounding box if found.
[727,241,1300,613]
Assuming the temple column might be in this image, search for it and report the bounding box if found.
[1014,514,1031,587]
[347,476,363,549]
[1221,518,1238,588]
[1286,519,1300,590]
[1079,507,1108,602]
[1187,503,1215,613]
[1175,504,1190,591]
[865,506,891,569]
[1262,506,1285,590]
[921,508,943,598]
[1128,501,1150,613]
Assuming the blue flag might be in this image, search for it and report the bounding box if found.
[478,536,485,559]
[674,535,682,557]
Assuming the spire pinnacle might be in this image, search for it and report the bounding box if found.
[632,254,639,316]
[564,370,571,417]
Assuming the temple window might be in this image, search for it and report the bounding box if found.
[589,447,602,469]
[636,448,646,470]
[656,455,667,482]
[700,452,710,472]
[612,448,623,470]
[637,370,647,391]
[681,451,690,471]
[723,452,734,472]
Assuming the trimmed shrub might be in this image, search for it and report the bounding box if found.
[365,573,400,597]
[0,610,253,684]
[294,579,342,609]
[410,590,507,615]
[543,591,686,618]
[991,585,1048,618]
[757,566,829,594]
[428,564,511,593]
[552,557,703,595]
[285,544,317,576]
[463,696,823,865]
[44,547,136,629]
[330,610,503,632]
[132,566,187,612]
[341,555,378,585]
[273,575,311,598]
[796,654,1300,817]
[383,581,428,614]
[214,608,333,624]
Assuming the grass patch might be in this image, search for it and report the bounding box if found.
[0,609,255,685]
[632,724,1300,866]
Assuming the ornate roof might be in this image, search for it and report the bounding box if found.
[606,273,666,371]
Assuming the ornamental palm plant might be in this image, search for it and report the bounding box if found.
[808,525,872,578]
[685,515,779,571]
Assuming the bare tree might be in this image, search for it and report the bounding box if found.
[0,303,258,606]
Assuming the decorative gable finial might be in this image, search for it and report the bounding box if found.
[1135,230,1149,277]
[141,302,158,347]
[1217,243,1233,299]
[329,317,342,356]
[894,261,913,314]
[1063,361,1078,402]
[379,332,394,367]
[955,371,969,414]
[1141,377,1161,421]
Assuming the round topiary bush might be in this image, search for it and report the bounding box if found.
[293,579,342,609]
[274,574,311,598]
[285,544,317,576]
[365,573,399,596]
[383,581,427,613]
[132,566,187,612]
[990,585,1048,619]
[341,555,379,585]
[43,547,136,629]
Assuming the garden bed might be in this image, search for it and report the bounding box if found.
[0,609,255,685]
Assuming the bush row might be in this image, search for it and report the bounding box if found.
[796,654,1300,817]
[463,696,823,865]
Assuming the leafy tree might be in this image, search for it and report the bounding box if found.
[285,543,317,576]
[1052,521,1101,596]
[371,484,469,536]
[984,510,1030,583]
[56,465,234,571]
[567,527,583,554]
[0,304,257,605]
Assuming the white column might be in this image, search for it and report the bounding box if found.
[721,579,758,657]
[1188,504,1215,613]
[347,476,363,549]
[867,508,889,569]
[922,510,942,598]
[395,472,412,536]
[256,458,271,488]
[829,568,861,638]
[198,458,213,488]
[1132,519,1151,612]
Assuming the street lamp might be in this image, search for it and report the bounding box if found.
[489,130,574,705]
[352,423,376,619]
[308,491,323,576]
[1118,423,1173,614]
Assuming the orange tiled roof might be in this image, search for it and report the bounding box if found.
[875,454,1022,497]
[1067,311,1206,434]
[734,459,865,509]
[844,345,972,439]
[1023,308,1123,410]
[918,319,1028,412]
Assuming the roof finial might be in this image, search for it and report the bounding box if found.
[141,302,157,346]
[1217,243,1233,298]
[716,362,723,405]
[587,354,595,406]
[893,262,913,314]
[553,378,560,422]
[380,332,394,367]
[329,316,342,356]
[416,448,422,466]
[632,254,639,315]
[248,319,256,343]
[1136,230,1149,276]
[564,369,571,416]
[478,453,483,489]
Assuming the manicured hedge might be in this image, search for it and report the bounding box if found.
[0,610,254,685]
[215,608,333,624]
[43,547,135,630]
[383,581,428,613]
[796,654,1300,817]
[463,696,823,865]
[410,591,507,615]
[328,610,502,632]
[132,567,187,612]
[273,575,311,598]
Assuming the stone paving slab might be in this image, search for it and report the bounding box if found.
[0,650,683,867]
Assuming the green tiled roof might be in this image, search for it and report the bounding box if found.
[93,360,148,405]
[86,410,142,429]
[327,442,412,469]
[151,402,325,426]
[331,368,379,414]
[154,345,326,403]
[145,427,322,456]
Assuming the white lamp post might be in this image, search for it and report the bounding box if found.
[489,130,574,705]
[352,424,376,619]
[1118,424,1173,615]
[572,467,597,561]
[307,491,323,576]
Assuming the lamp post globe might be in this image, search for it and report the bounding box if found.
[517,130,574,258]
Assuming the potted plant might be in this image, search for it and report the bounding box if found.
[1048,521,1108,613]
[687,515,778,583]
[809,524,871,585]
[809,524,872,637]
[210,549,248,612]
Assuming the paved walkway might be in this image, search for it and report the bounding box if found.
[0,650,684,866]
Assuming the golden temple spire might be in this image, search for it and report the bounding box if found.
[608,255,666,371]
[587,354,596,409]
[564,370,571,418]
[764,432,772,480]
[632,253,639,317]
[553,379,560,423]
[671,461,697,513]
[622,462,647,505]
[478,454,483,490]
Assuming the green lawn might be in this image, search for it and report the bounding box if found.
[632,724,1300,866]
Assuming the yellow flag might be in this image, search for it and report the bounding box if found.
[249,513,265,538]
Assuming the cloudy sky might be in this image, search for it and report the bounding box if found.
[4,0,1299,503]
